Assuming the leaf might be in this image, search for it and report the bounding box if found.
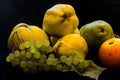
[72,60,106,80]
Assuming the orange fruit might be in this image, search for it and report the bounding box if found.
[99,38,120,68]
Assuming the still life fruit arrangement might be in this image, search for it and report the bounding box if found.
[5,4,120,80]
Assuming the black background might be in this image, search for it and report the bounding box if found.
[0,0,120,80]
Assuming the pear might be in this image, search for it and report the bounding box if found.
[42,4,79,37]
[80,20,115,47]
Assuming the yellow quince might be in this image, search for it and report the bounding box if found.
[42,4,79,37]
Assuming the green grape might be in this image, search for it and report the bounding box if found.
[19,43,25,50]
[40,54,47,61]
[20,61,27,68]
[82,60,89,68]
[43,40,50,46]
[6,56,12,62]
[77,56,84,63]
[23,68,30,73]
[11,58,20,67]
[46,46,53,53]
[35,41,43,48]
[20,55,26,61]
[6,56,10,62]
[6,53,15,62]
[73,59,79,65]
[29,45,36,53]
[69,52,76,56]
[52,58,58,66]
[14,50,20,57]
[73,57,80,65]
[46,58,53,65]
[62,64,70,72]
[60,55,67,63]
[27,61,34,68]
[20,50,26,56]
[25,52,32,59]
[33,51,41,59]
[37,59,45,67]
[56,64,63,71]
[65,57,72,66]
[48,54,55,58]
[24,41,31,48]
[40,45,47,52]
[77,62,86,73]
[43,64,51,72]
[40,45,53,53]
[78,61,85,69]
[33,61,38,68]
[6,53,14,62]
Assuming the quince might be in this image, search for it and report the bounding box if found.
[50,28,80,45]
[53,34,88,58]
[8,23,49,50]
[42,4,79,37]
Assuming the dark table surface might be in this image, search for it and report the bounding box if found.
[0,0,120,80]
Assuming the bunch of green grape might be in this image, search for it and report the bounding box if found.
[6,40,52,73]
[6,40,90,73]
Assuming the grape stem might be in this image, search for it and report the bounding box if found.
[71,65,82,75]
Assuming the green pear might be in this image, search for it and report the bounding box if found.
[80,20,115,47]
